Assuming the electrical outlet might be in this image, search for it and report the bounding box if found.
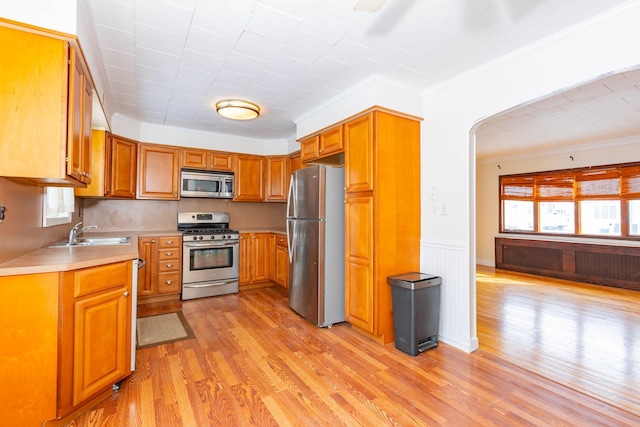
[430,187,438,201]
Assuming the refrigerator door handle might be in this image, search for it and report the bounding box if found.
[286,219,294,263]
[287,173,297,218]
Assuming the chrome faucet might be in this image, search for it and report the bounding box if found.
[68,222,98,244]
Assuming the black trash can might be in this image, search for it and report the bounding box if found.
[387,272,442,356]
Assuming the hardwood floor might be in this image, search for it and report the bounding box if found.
[67,285,640,426]
[477,265,640,416]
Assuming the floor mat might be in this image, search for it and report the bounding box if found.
[136,311,195,349]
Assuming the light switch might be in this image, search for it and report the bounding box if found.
[430,187,438,201]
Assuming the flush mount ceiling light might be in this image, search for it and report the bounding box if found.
[215,99,260,120]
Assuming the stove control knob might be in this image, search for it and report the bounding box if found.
[198,236,203,240]
[227,235,231,239]
[210,235,215,240]
[221,235,226,239]
[192,236,197,241]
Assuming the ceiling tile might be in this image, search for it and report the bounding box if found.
[245,4,302,42]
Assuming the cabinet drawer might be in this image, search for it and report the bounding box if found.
[158,259,180,272]
[74,261,129,298]
[158,248,180,260]
[157,272,181,294]
[276,235,287,247]
[158,236,180,248]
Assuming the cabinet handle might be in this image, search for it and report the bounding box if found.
[166,264,173,268]
[166,240,174,244]
[252,235,256,239]
[124,291,129,297]
[165,280,173,285]
[166,252,173,256]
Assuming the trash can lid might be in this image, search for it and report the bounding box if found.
[387,272,442,289]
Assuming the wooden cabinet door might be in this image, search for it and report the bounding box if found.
[239,234,252,285]
[300,136,319,163]
[319,126,343,157]
[251,233,272,282]
[289,152,302,174]
[75,129,107,197]
[233,154,264,202]
[275,236,289,289]
[265,156,288,202]
[67,48,85,183]
[137,237,157,297]
[344,194,375,333]
[81,76,93,184]
[111,136,137,198]
[137,144,180,200]
[182,148,207,169]
[209,152,233,171]
[344,113,374,193]
[73,286,130,406]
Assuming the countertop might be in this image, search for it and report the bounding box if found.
[0,228,288,277]
[0,230,179,277]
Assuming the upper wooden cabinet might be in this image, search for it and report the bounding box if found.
[233,154,264,202]
[110,136,138,198]
[75,133,137,199]
[299,127,345,165]
[181,148,232,171]
[265,156,288,202]
[0,23,94,186]
[137,143,180,200]
[289,151,303,175]
[344,113,374,193]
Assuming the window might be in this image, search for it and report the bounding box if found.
[499,162,640,239]
[43,187,74,227]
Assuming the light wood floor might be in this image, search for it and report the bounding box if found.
[67,285,640,426]
[476,265,640,416]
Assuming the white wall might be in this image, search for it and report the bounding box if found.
[476,137,640,267]
[421,1,640,352]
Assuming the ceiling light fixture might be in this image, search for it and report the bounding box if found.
[215,99,260,120]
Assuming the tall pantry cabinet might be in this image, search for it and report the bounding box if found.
[343,109,421,345]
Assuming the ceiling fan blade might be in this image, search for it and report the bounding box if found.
[353,0,387,12]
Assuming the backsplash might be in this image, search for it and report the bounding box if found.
[83,198,286,231]
[0,177,81,263]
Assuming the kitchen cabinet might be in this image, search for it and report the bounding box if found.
[239,233,273,285]
[110,136,138,198]
[75,133,137,198]
[274,234,290,289]
[182,148,233,171]
[0,260,134,426]
[137,143,180,200]
[342,109,421,345]
[137,235,182,303]
[58,261,132,420]
[289,151,303,175]
[0,23,94,187]
[299,126,345,165]
[265,156,288,202]
[233,154,265,202]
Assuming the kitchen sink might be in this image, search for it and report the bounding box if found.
[49,236,132,248]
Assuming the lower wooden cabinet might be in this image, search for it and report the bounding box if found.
[58,260,134,424]
[274,234,289,289]
[239,233,273,285]
[0,260,135,426]
[137,235,182,303]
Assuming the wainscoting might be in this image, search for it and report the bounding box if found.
[495,237,640,291]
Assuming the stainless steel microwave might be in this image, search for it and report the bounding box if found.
[180,169,234,198]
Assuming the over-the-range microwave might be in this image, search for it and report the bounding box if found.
[180,169,234,198]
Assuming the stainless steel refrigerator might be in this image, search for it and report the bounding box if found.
[286,165,345,327]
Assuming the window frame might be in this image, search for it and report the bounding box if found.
[499,161,640,240]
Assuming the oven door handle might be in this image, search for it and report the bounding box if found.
[183,242,238,248]
[183,280,237,288]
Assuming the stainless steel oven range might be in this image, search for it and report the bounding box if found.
[178,212,239,300]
